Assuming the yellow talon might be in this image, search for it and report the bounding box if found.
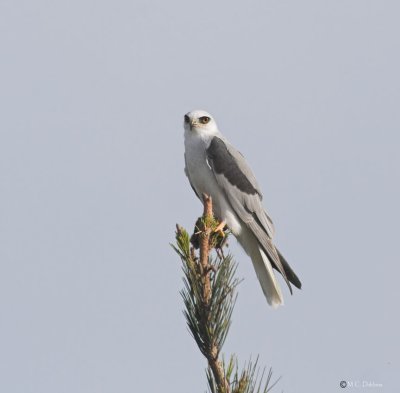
[214,221,226,237]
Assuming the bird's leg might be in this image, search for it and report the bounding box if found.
[214,220,226,237]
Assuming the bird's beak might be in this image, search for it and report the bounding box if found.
[185,115,197,130]
[190,119,199,128]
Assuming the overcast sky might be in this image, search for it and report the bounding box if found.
[1,1,399,392]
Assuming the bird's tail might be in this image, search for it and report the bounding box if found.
[250,246,284,308]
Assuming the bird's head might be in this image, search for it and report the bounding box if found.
[183,110,219,136]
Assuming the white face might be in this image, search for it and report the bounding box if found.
[183,110,219,136]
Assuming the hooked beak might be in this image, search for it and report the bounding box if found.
[185,114,198,130]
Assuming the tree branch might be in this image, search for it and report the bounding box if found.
[200,194,213,306]
[173,196,279,393]
[199,194,230,392]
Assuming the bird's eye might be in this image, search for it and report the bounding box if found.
[199,116,210,124]
[184,115,190,123]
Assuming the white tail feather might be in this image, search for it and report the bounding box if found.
[254,247,284,308]
[237,231,284,308]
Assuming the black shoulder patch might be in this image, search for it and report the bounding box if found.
[207,137,258,195]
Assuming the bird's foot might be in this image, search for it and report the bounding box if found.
[214,221,226,237]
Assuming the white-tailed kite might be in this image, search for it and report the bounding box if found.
[183,110,301,307]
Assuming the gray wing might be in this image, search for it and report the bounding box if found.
[206,136,292,291]
[206,136,275,237]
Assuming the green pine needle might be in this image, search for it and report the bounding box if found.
[172,223,280,393]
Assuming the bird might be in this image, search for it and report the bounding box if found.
[183,109,301,308]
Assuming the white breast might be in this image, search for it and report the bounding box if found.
[184,133,216,199]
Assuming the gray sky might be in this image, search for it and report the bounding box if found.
[1,1,399,392]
